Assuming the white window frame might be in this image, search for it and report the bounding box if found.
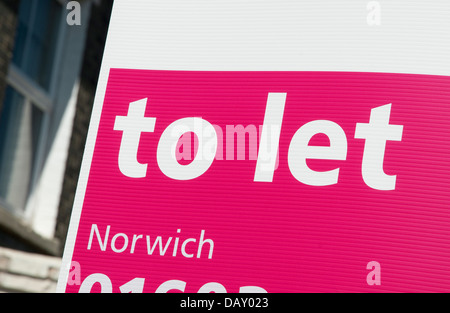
[2,0,69,218]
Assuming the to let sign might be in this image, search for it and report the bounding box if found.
[57,1,450,293]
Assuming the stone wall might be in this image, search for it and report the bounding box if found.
[0,247,61,293]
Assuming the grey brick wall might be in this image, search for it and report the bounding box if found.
[0,0,18,111]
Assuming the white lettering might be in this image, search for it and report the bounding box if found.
[113,97,404,191]
[156,280,186,293]
[114,98,156,178]
[181,238,196,258]
[197,282,227,293]
[239,286,267,293]
[111,233,128,253]
[157,117,218,180]
[288,120,347,186]
[355,104,403,190]
[78,274,267,293]
[119,277,145,293]
[146,235,173,256]
[87,224,110,251]
[254,93,286,182]
[130,234,143,254]
[79,273,112,293]
[197,230,214,259]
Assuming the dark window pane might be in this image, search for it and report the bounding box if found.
[0,87,44,213]
[12,0,62,90]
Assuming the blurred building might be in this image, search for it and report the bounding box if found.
[0,0,113,292]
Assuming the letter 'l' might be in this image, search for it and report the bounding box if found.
[254,93,287,182]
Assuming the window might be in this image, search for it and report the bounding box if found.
[12,0,63,91]
[0,0,66,215]
[0,86,44,212]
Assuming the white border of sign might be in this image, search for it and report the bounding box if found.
[57,0,450,292]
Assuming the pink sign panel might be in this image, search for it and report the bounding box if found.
[63,70,450,292]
